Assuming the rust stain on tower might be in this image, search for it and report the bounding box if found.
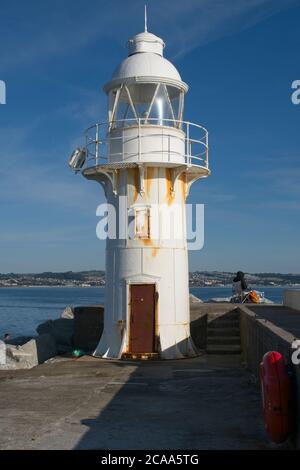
[179,172,187,201]
[145,167,154,199]
[165,168,174,206]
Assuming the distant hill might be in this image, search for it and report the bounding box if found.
[0,271,105,287]
[1,270,300,288]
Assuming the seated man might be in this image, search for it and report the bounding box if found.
[232,271,248,302]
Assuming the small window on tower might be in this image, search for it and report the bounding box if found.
[134,207,150,239]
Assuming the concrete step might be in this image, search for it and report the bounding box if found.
[210,311,240,320]
[207,327,240,337]
[206,344,242,355]
[223,311,240,319]
[208,336,241,345]
[208,320,239,328]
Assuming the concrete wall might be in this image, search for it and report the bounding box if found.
[190,303,236,319]
[239,305,300,448]
[284,290,300,311]
[73,302,236,353]
[190,311,207,350]
[73,305,104,351]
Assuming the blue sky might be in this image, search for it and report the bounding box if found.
[0,0,300,273]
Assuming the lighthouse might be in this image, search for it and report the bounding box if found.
[70,15,210,359]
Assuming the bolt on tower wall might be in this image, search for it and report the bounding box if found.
[71,24,210,359]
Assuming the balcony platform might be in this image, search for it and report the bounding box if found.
[83,161,210,180]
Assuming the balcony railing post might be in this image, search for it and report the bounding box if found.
[186,122,191,165]
[206,131,209,168]
[85,132,88,168]
[95,124,99,166]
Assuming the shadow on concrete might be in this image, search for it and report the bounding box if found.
[73,341,268,450]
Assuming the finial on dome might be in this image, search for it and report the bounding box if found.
[144,5,148,32]
[126,7,165,57]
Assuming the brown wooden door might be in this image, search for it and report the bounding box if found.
[129,284,156,353]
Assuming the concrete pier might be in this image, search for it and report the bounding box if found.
[2,301,300,450]
[0,354,268,450]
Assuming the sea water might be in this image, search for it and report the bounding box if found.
[0,286,285,338]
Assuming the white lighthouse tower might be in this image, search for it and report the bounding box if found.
[70,14,210,359]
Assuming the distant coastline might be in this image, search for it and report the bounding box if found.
[0,285,299,290]
[0,284,104,289]
[1,271,300,289]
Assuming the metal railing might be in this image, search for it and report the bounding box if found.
[83,118,209,169]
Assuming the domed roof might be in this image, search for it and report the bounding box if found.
[111,52,182,82]
[104,29,188,94]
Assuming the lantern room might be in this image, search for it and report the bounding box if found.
[105,31,187,130]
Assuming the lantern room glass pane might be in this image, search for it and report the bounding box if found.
[128,83,157,105]
[111,83,184,128]
[148,84,174,125]
[127,83,157,123]
[167,85,182,123]
[114,87,137,127]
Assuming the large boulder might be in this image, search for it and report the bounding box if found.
[189,293,203,304]
[0,340,6,366]
[36,318,74,348]
[6,336,33,346]
[61,306,74,319]
[2,334,57,369]
[0,349,24,370]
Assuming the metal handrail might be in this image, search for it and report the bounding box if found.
[83,118,209,169]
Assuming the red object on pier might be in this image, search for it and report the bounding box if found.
[260,351,292,443]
